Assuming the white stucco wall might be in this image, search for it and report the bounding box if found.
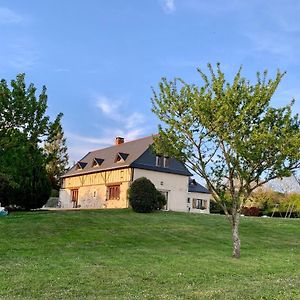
[59,189,72,208]
[133,168,189,212]
[187,192,211,214]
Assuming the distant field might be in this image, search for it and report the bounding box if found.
[0,210,299,299]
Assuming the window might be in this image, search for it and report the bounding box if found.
[187,197,190,203]
[156,155,163,167]
[107,185,120,200]
[76,161,87,170]
[92,158,104,167]
[163,157,170,168]
[192,198,207,210]
[115,152,129,163]
[156,155,169,167]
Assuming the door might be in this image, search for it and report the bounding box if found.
[160,191,169,211]
[71,189,79,208]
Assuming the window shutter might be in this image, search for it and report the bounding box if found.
[192,199,196,208]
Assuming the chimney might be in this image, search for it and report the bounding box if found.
[115,136,124,145]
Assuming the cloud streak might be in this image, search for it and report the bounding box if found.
[244,30,299,62]
[8,39,39,70]
[162,0,176,14]
[95,95,147,131]
[96,96,121,117]
[0,7,23,24]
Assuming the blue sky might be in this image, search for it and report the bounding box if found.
[1,0,300,163]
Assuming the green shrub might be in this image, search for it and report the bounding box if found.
[209,201,225,214]
[128,177,160,213]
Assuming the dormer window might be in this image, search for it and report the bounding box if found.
[76,161,87,170]
[92,158,104,167]
[156,155,163,167]
[163,157,169,168]
[115,152,129,163]
[156,155,169,167]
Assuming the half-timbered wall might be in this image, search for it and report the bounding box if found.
[59,168,132,209]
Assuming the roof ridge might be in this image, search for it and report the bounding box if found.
[87,134,155,154]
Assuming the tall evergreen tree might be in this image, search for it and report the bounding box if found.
[44,113,69,190]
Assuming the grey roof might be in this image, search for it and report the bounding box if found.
[62,135,192,178]
[188,178,210,194]
[130,148,192,176]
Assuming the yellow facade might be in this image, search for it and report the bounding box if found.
[61,168,132,209]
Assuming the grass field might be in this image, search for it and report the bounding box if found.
[0,209,299,299]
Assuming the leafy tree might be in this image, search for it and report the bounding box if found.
[283,193,300,217]
[246,188,281,213]
[128,177,162,213]
[44,113,69,190]
[0,172,16,207]
[0,73,63,209]
[151,63,300,258]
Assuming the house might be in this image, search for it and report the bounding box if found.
[188,178,211,213]
[59,136,211,213]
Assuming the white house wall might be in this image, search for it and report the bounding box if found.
[133,168,189,212]
[187,192,210,214]
[59,189,72,208]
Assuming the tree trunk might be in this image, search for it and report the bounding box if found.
[231,212,241,258]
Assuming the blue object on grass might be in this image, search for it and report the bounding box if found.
[0,208,8,216]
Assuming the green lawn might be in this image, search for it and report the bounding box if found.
[0,210,299,300]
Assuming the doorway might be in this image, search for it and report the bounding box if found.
[71,189,79,208]
[159,190,169,211]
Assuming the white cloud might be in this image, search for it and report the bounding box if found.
[96,96,121,117]
[125,128,146,140]
[124,112,145,129]
[0,7,22,24]
[162,0,176,13]
[65,94,151,162]
[95,95,147,131]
